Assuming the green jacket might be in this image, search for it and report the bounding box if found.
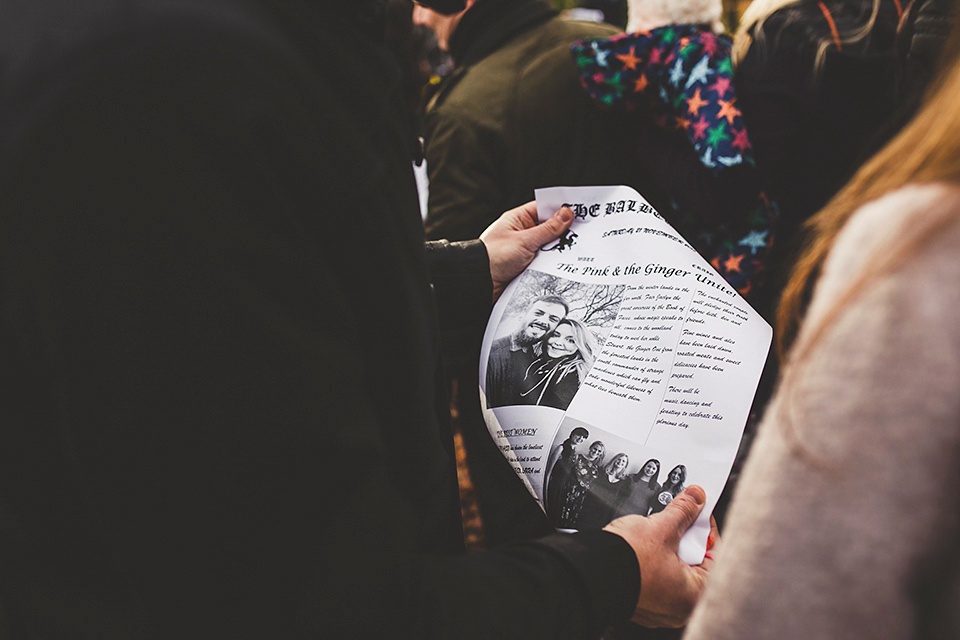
[423,0,658,240]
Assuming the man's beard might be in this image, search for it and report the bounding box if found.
[516,323,549,346]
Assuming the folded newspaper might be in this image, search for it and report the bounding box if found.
[479,185,771,564]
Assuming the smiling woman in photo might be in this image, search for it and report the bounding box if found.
[616,458,662,518]
[578,452,632,530]
[544,426,590,520]
[649,465,687,514]
[518,318,597,410]
[557,440,606,528]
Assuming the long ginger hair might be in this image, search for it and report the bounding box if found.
[778,23,960,365]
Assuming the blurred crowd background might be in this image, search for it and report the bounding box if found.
[549,0,750,30]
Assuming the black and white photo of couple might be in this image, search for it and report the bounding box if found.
[484,271,623,411]
[542,423,690,531]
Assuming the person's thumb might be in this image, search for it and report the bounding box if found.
[658,486,706,538]
[525,207,573,248]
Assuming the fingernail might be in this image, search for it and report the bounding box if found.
[557,208,573,223]
[707,535,715,550]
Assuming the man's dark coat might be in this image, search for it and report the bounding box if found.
[0,0,639,637]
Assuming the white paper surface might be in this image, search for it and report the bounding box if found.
[479,185,771,564]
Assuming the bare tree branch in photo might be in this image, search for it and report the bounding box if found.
[502,271,626,343]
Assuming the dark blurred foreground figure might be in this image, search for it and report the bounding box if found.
[0,0,715,637]
[685,15,960,638]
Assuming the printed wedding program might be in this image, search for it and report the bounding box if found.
[479,185,771,564]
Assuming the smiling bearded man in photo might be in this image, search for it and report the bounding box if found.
[485,295,569,408]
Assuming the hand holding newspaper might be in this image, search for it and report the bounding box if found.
[479,185,771,564]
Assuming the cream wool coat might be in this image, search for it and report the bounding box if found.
[685,183,960,639]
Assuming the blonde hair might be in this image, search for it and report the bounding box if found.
[604,453,630,479]
[779,41,960,360]
[733,0,883,71]
[534,317,598,382]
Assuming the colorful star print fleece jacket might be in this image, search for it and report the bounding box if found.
[572,25,777,300]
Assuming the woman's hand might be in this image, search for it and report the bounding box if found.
[604,486,719,628]
[480,202,573,301]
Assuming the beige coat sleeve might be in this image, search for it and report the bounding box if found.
[684,184,960,639]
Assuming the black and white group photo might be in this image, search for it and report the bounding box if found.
[484,270,624,411]
[542,420,691,531]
